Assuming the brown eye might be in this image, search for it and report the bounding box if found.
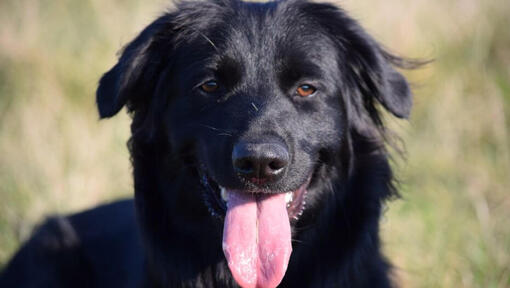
[201,80,219,93]
[296,84,316,97]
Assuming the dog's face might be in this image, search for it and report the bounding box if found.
[166,4,344,218]
[96,0,412,287]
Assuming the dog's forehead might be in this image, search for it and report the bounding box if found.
[224,5,333,61]
[175,1,338,75]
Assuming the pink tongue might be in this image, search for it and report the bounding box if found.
[222,190,292,288]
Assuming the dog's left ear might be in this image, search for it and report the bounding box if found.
[343,34,412,119]
[302,3,414,120]
[96,15,174,118]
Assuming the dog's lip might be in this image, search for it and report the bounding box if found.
[199,170,311,221]
[218,180,310,221]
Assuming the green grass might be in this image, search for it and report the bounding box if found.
[0,0,509,286]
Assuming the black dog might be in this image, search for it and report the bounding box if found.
[0,0,419,287]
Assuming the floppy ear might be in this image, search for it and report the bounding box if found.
[96,15,174,118]
[342,31,412,120]
[301,3,415,123]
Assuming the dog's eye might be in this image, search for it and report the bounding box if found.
[296,84,316,97]
[201,80,219,93]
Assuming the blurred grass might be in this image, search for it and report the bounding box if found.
[0,0,509,287]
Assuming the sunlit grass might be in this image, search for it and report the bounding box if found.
[0,0,509,286]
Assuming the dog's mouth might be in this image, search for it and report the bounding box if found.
[199,167,314,288]
[200,172,309,222]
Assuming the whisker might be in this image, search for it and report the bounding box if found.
[291,238,306,244]
[197,31,218,51]
[196,124,235,137]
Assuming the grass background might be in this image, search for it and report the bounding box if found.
[0,0,509,286]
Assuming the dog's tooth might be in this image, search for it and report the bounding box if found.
[285,192,293,204]
[220,187,228,202]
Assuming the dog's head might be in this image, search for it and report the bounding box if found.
[97,0,413,286]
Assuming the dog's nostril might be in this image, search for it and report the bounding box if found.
[234,158,255,173]
[268,159,286,171]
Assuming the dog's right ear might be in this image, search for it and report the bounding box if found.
[96,15,173,118]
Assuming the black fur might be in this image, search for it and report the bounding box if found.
[0,200,143,288]
[0,0,419,287]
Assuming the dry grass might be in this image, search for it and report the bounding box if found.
[0,0,509,286]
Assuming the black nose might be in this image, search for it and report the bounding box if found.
[232,140,289,184]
